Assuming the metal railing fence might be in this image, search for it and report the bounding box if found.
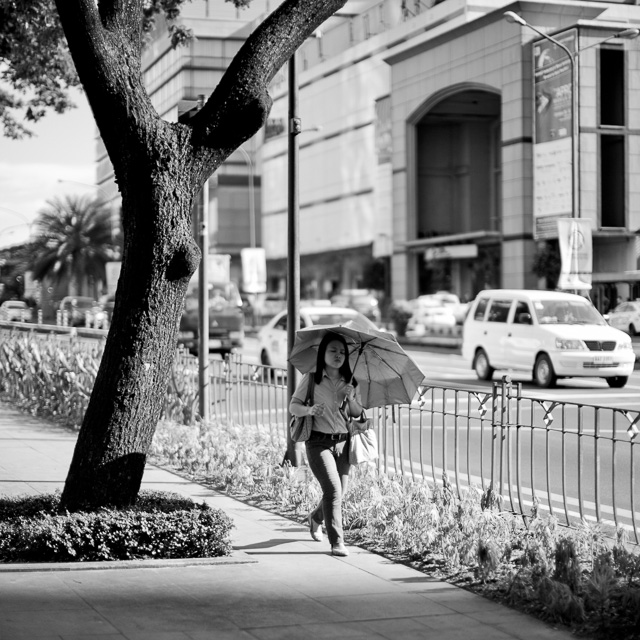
[201,354,639,543]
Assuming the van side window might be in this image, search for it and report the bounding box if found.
[513,301,532,324]
[487,299,511,323]
[474,298,489,320]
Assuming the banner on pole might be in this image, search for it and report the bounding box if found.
[533,29,577,239]
[557,219,592,291]
[241,248,267,293]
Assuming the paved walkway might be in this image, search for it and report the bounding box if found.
[0,403,574,640]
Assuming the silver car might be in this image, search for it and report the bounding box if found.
[607,300,640,336]
[257,305,379,369]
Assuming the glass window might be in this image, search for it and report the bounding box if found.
[487,300,511,323]
[600,48,624,126]
[513,301,531,324]
[474,298,488,320]
[533,300,605,325]
[601,135,625,227]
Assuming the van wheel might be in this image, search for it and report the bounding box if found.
[606,376,628,388]
[629,323,637,336]
[474,349,494,381]
[534,354,557,388]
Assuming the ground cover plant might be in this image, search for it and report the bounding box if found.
[0,489,233,563]
[149,419,640,640]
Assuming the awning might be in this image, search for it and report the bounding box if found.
[404,230,502,252]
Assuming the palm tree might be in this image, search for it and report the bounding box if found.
[30,194,117,298]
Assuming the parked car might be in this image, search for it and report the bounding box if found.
[177,281,244,357]
[0,300,32,322]
[412,292,469,324]
[462,289,635,388]
[330,289,381,323]
[257,305,379,369]
[59,296,107,328]
[404,291,470,336]
[606,300,640,335]
[405,297,457,336]
[99,293,116,322]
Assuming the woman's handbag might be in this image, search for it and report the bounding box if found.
[349,424,379,465]
[289,376,315,442]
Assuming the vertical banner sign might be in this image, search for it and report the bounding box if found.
[241,247,267,293]
[557,218,592,291]
[533,29,577,240]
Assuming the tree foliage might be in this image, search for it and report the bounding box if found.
[0,0,194,138]
[29,194,116,294]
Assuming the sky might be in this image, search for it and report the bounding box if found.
[0,88,97,248]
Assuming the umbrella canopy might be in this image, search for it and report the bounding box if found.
[288,321,425,408]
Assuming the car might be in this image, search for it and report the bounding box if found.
[0,300,32,322]
[405,297,457,336]
[412,292,469,324]
[330,289,381,323]
[59,296,108,328]
[98,293,116,322]
[462,289,635,388]
[257,306,380,369]
[177,281,244,357]
[606,300,640,335]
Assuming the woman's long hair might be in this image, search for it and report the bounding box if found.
[313,332,357,386]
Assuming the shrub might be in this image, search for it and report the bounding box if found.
[0,490,233,563]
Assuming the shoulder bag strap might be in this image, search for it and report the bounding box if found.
[305,374,315,405]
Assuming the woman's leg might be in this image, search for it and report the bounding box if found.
[306,440,351,546]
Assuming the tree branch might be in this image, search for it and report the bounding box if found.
[194,0,348,150]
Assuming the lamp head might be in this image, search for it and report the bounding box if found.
[504,11,527,27]
[617,28,640,40]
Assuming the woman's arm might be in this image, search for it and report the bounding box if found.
[289,397,325,417]
[343,384,363,417]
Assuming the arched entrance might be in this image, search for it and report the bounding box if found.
[411,87,502,300]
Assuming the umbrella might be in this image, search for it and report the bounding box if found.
[288,320,425,408]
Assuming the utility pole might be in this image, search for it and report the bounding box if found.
[178,97,210,422]
[286,53,303,466]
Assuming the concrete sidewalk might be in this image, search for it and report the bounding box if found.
[0,403,573,640]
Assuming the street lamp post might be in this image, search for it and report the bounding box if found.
[0,208,34,247]
[236,146,256,249]
[286,51,303,466]
[504,12,639,220]
[0,206,31,227]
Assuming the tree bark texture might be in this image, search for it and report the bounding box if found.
[55,0,347,511]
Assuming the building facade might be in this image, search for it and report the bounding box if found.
[97,0,640,311]
[261,0,640,310]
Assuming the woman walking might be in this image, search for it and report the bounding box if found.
[289,332,364,557]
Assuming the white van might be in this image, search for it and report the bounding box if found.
[462,290,635,388]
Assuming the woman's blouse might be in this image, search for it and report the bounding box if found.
[291,372,362,434]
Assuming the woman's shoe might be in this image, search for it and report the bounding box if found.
[308,514,323,542]
[331,544,349,557]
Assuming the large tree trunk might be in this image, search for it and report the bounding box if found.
[56,0,348,512]
[60,156,200,510]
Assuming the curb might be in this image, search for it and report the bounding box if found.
[0,551,257,573]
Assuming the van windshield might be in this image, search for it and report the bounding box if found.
[534,300,606,326]
[207,283,241,310]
